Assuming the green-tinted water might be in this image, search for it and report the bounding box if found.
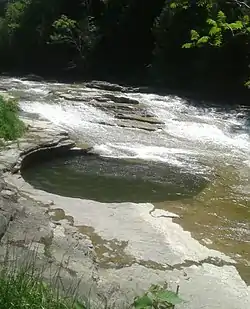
[22,153,250,283]
[22,154,208,203]
[6,75,249,286]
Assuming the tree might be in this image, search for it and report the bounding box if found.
[50,14,97,69]
[152,0,250,92]
[169,0,250,86]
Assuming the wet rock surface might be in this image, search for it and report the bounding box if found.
[0,81,249,308]
[53,87,164,132]
[0,119,102,305]
[84,80,135,93]
[0,78,164,132]
[2,164,250,309]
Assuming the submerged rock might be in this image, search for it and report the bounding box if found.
[104,94,140,105]
[59,93,84,101]
[84,81,129,92]
[0,88,249,308]
[115,114,164,125]
[53,88,161,132]
[22,74,44,82]
[116,119,162,131]
[92,101,136,112]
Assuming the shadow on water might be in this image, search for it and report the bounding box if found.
[21,154,209,203]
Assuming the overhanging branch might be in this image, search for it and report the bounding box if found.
[229,0,250,9]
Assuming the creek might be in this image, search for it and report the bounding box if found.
[1,76,249,283]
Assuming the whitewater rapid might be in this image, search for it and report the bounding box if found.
[1,76,250,280]
[1,77,249,176]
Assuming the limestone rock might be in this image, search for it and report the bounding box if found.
[104,94,139,105]
[22,74,44,82]
[60,93,84,101]
[85,81,128,92]
[115,114,164,125]
[116,119,162,131]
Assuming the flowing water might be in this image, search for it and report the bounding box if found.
[1,76,249,282]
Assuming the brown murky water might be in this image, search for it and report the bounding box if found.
[47,161,250,283]
[46,155,250,284]
[156,165,250,283]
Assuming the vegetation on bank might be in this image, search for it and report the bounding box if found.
[0,269,81,309]
[0,254,86,309]
[0,253,183,309]
[0,95,25,141]
[0,0,249,97]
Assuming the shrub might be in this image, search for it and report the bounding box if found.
[133,284,183,309]
[0,95,26,140]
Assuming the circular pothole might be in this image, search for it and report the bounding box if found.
[21,153,208,203]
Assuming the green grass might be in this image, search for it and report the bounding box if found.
[0,245,184,309]
[0,95,26,141]
[0,263,86,309]
[0,247,87,309]
[0,262,183,309]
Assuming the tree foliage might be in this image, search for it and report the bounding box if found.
[173,0,250,85]
[0,0,248,96]
[152,0,250,92]
[50,14,97,66]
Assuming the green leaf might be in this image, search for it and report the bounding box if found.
[190,29,200,41]
[229,21,243,30]
[134,295,153,309]
[243,15,249,23]
[169,3,177,9]
[209,26,221,36]
[197,36,209,45]
[155,290,184,305]
[207,18,217,26]
[213,34,223,46]
[244,80,250,87]
[247,27,250,33]
[182,42,193,48]
[217,11,226,23]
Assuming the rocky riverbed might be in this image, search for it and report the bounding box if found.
[0,116,249,308]
[0,77,250,308]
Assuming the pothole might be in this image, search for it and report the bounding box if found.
[21,153,209,203]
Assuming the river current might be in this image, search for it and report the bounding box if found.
[1,76,249,282]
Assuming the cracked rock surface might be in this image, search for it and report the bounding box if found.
[0,118,250,308]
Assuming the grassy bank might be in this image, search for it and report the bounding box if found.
[0,95,25,141]
[0,269,81,309]
[0,266,85,309]
[0,248,87,309]
[0,252,182,309]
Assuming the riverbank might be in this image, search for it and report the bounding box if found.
[0,118,102,305]
[0,113,249,308]
[0,76,250,307]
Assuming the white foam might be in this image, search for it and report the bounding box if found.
[1,76,249,173]
[20,99,113,131]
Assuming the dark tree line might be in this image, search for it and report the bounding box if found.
[0,0,249,100]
